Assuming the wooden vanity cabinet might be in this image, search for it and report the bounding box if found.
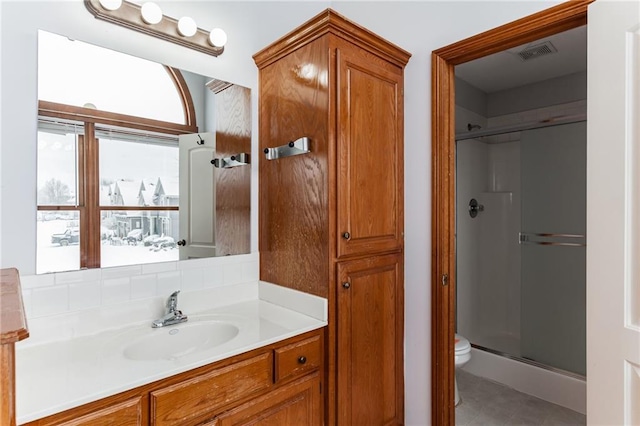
[253,9,410,425]
[21,329,323,426]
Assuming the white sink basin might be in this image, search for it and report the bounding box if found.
[122,321,239,361]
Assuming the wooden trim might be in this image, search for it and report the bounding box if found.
[0,269,29,344]
[433,0,593,65]
[431,51,455,426]
[84,124,101,269]
[253,8,411,70]
[36,206,79,211]
[430,1,593,424]
[1,268,28,426]
[99,206,179,211]
[38,100,197,136]
[165,67,198,130]
[1,345,16,426]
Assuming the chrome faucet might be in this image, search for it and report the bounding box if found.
[152,290,188,328]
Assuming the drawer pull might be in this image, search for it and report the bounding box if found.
[298,356,307,364]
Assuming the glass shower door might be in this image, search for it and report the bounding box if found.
[520,121,587,376]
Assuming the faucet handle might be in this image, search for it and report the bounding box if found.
[167,290,180,310]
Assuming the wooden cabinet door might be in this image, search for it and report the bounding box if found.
[56,397,143,426]
[337,253,404,425]
[336,45,404,259]
[212,373,321,426]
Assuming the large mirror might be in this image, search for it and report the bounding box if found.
[36,30,250,274]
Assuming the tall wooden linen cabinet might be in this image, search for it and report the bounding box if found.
[254,9,410,425]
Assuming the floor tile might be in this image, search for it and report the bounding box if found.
[455,370,586,426]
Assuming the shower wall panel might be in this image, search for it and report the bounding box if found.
[456,138,521,352]
[456,139,488,338]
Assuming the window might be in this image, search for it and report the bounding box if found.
[36,31,197,273]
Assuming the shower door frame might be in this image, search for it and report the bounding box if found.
[430,1,593,424]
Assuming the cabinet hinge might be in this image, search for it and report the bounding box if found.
[319,381,322,394]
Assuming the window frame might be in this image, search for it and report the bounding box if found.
[37,67,197,270]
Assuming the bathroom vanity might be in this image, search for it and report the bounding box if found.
[15,283,327,426]
[21,330,323,426]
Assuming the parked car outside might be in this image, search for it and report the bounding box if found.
[51,228,79,246]
[142,234,160,246]
[150,235,176,251]
[126,229,143,245]
[101,226,115,240]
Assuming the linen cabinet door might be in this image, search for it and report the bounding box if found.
[336,46,404,259]
[336,253,404,425]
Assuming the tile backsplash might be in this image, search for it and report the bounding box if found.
[19,253,259,319]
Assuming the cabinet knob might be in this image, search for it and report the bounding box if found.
[298,356,307,364]
[342,282,350,289]
[177,239,186,246]
[342,232,351,240]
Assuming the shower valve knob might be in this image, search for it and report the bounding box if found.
[469,198,485,218]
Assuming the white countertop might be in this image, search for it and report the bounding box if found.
[15,282,327,424]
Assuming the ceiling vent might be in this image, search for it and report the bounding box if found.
[206,78,233,94]
[516,41,558,61]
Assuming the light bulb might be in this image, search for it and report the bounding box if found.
[177,17,197,37]
[208,28,227,48]
[98,0,122,11]
[140,2,163,25]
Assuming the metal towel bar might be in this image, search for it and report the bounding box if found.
[519,232,586,247]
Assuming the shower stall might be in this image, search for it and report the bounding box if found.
[455,119,586,409]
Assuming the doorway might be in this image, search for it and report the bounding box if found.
[430,1,593,424]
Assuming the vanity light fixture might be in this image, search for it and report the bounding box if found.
[85,0,226,57]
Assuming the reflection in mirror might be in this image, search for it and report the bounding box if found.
[36,30,250,274]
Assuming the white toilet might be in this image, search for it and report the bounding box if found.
[454,334,471,406]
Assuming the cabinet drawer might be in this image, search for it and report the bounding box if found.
[151,352,272,426]
[274,334,321,383]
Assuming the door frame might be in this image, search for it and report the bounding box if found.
[430,1,593,424]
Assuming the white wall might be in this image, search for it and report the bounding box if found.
[0,1,565,424]
[488,70,587,117]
